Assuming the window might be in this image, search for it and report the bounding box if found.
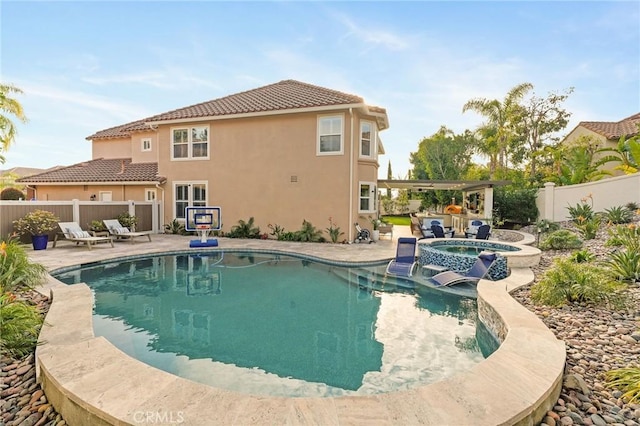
[359,182,377,213]
[317,115,343,154]
[174,182,207,219]
[145,189,157,202]
[99,191,112,202]
[360,121,375,158]
[172,126,209,159]
[141,138,152,152]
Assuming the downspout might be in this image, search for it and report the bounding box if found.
[155,182,165,233]
[349,108,354,242]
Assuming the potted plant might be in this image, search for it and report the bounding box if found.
[369,216,381,241]
[13,210,59,250]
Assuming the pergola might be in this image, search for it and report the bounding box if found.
[376,179,511,221]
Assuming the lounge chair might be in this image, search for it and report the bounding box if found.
[474,224,491,240]
[386,237,418,277]
[54,222,114,250]
[431,224,455,238]
[431,251,498,287]
[464,219,487,238]
[103,219,152,243]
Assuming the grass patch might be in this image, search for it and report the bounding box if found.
[381,215,411,226]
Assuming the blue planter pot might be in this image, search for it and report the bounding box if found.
[31,234,49,250]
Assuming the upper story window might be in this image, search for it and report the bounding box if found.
[360,121,375,158]
[317,115,343,155]
[172,126,209,160]
[141,138,152,152]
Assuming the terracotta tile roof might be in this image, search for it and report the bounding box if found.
[86,119,148,140]
[579,112,640,140]
[16,158,165,184]
[146,79,365,122]
[87,80,386,139]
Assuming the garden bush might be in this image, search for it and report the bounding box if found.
[226,217,261,239]
[539,229,583,250]
[1,187,25,200]
[492,187,539,227]
[531,257,625,307]
[606,367,640,404]
[0,293,43,358]
[0,239,47,293]
[606,249,640,282]
[604,205,634,224]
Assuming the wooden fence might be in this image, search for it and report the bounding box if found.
[0,200,162,241]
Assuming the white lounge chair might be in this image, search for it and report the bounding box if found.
[54,222,114,250]
[103,219,152,243]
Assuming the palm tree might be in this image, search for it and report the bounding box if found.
[463,82,533,178]
[0,83,28,164]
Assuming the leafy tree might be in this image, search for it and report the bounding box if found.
[0,83,28,164]
[1,187,24,200]
[463,82,533,178]
[607,126,640,174]
[511,87,574,181]
[410,126,475,207]
[492,186,539,226]
[542,136,616,185]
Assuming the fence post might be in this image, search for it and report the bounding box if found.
[544,182,556,222]
[152,200,159,233]
[72,199,80,223]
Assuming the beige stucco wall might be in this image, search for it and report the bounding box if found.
[562,126,621,176]
[33,185,150,202]
[92,138,130,159]
[34,108,382,241]
[153,110,380,240]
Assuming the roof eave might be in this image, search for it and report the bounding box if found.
[145,103,366,126]
[16,181,165,186]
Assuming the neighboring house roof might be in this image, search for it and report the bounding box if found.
[578,112,640,140]
[87,79,388,140]
[16,158,165,184]
[0,166,57,177]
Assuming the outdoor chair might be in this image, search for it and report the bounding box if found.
[103,219,152,243]
[431,251,498,287]
[386,237,418,277]
[54,222,114,250]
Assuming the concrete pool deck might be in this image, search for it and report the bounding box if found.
[31,228,565,425]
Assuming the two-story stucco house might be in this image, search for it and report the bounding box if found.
[561,112,640,176]
[18,80,389,241]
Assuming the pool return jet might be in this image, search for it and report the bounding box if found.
[185,206,222,248]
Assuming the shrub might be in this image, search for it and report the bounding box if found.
[606,367,640,404]
[574,215,601,240]
[493,187,539,226]
[567,202,595,222]
[535,219,560,234]
[227,217,261,239]
[13,210,59,236]
[116,212,138,230]
[297,220,324,242]
[0,239,47,293]
[605,224,640,250]
[89,220,107,232]
[625,201,639,211]
[569,249,595,263]
[0,293,44,358]
[325,217,344,243]
[164,219,187,235]
[539,229,583,250]
[1,187,25,200]
[531,257,624,307]
[606,249,640,282]
[604,206,633,224]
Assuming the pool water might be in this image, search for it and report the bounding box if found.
[54,251,498,398]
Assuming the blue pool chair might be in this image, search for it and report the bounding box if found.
[431,225,454,238]
[386,237,418,277]
[474,224,491,240]
[431,251,498,287]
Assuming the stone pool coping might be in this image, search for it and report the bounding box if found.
[33,235,565,425]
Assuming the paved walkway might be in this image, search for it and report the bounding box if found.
[31,226,415,272]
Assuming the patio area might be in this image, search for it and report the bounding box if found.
[31,227,565,425]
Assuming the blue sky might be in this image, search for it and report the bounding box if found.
[2,1,639,178]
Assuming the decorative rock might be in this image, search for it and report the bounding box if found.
[543,415,557,425]
[560,416,575,425]
[591,413,608,426]
[564,374,591,395]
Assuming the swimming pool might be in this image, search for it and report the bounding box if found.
[53,250,499,398]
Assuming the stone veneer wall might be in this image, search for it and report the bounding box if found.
[418,240,512,280]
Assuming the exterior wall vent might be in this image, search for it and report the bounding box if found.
[290,176,298,183]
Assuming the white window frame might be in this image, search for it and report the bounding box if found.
[141,138,152,152]
[317,115,344,155]
[170,125,210,160]
[173,181,208,219]
[358,182,377,213]
[359,121,376,159]
[145,188,157,202]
